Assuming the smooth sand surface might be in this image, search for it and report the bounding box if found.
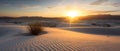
[0,25,120,51]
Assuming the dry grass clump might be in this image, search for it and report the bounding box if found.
[28,22,43,35]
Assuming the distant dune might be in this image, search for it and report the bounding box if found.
[79,15,120,20]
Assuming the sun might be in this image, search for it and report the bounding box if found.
[66,10,80,18]
[65,10,81,23]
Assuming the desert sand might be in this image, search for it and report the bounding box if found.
[0,24,120,51]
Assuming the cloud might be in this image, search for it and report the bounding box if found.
[21,5,40,9]
[90,0,109,5]
[47,1,65,9]
[111,2,120,7]
[89,10,120,13]
[90,0,120,7]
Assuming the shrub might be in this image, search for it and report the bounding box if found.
[28,22,43,35]
[103,24,111,27]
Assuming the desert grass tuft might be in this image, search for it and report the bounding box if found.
[28,22,43,35]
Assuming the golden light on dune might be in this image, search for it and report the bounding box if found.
[66,10,80,18]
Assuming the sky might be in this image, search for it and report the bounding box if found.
[0,0,120,17]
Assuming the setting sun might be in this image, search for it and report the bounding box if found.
[66,10,80,18]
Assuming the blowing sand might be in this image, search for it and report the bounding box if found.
[0,24,120,51]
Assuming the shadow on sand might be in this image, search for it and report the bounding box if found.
[65,27,120,36]
[15,31,48,36]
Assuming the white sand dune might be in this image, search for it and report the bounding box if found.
[0,25,120,51]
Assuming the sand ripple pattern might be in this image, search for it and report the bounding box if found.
[0,27,120,51]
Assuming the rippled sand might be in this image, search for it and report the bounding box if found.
[0,25,120,51]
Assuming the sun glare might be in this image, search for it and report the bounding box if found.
[66,10,80,18]
[65,10,81,23]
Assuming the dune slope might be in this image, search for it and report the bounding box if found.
[0,25,120,51]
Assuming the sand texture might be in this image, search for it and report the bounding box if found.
[0,25,120,51]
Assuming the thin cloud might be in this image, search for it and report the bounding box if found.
[88,10,120,13]
[47,1,64,9]
[21,5,40,9]
[90,0,109,5]
[111,2,120,7]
